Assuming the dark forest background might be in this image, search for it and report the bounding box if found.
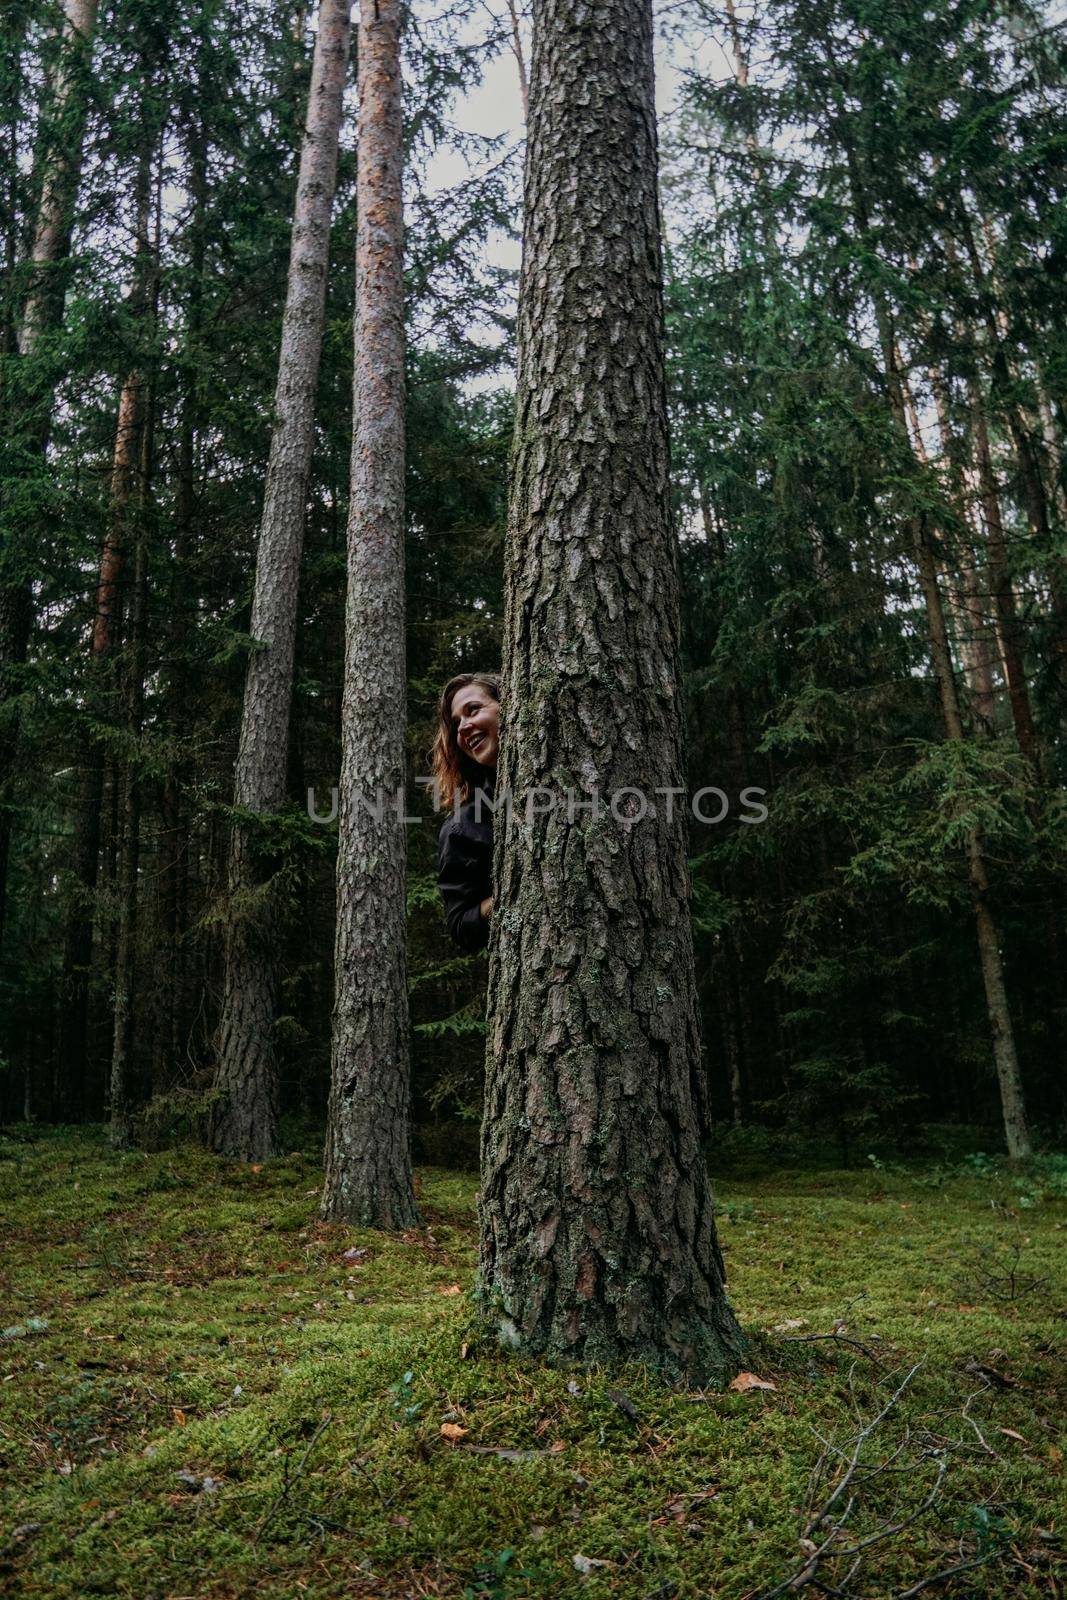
[1,0,1065,1160]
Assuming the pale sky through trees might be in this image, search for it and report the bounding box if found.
[417,2,740,388]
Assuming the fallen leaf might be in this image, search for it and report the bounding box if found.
[573,1553,614,1575]
[439,1422,469,1443]
[773,1318,807,1333]
[172,1407,187,1426]
[250,1164,262,1173]
[999,1427,1026,1442]
[438,1284,462,1296]
[459,1341,470,1360]
[729,1371,777,1393]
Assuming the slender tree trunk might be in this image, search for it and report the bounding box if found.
[957,210,1067,665]
[479,0,743,1382]
[57,147,153,1111]
[840,134,1033,1160]
[209,0,352,1160]
[910,365,998,731]
[158,89,208,1084]
[505,0,529,118]
[0,3,29,358]
[968,391,1039,765]
[908,515,1032,1157]
[109,426,152,1148]
[322,0,419,1228]
[0,0,99,956]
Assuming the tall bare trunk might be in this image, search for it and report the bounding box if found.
[479,0,743,1382]
[843,148,1033,1159]
[957,210,1067,666]
[57,146,152,1112]
[209,0,352,1160]
[968,391,1039,766]
[505,0,529,117]
[0,0,99,955]
[322,0,419,1228]
[911,365,998,732]
[109,415,152,1147]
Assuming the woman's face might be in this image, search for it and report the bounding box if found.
[451,684,499,769]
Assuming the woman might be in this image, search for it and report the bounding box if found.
[432,672,500,953]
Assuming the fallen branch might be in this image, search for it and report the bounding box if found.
[254,1412,332,1544]
[782,1331,886,1368]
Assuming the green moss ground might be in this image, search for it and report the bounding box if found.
[0,1129,1063,1599]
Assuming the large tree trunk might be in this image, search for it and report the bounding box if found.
[208,0,352,1160]
[478,0,743,1383]
[0,0,98,956]
[322,0,418,1229]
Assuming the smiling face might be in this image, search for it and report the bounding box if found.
[451,684,500,769]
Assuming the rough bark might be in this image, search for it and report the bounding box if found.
[0,0,98,955]
[321,0,419,1229]
[478,0,744,1383]
[209,0,352,1160]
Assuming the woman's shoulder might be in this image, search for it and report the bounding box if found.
[438,795,494,850]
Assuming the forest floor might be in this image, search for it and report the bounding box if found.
[0,1129,1064,1600]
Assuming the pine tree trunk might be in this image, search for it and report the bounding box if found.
[208,0,352,1160]
[829,120,1031,1160]
[109,490,150,1148]
[908,518,1032,1158]
[914,366,998,732]
[0,0,99,956]
[958,211,1067,666]
[1,5,29,358]
[478,0,743,1383]
[57,147,152,1110]
[158,89,208,1086]
[968,391,1039,765]
[322,0,418,1229]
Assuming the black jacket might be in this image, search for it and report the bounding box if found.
[437,794,493,953]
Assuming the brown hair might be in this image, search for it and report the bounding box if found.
[431,671,501,810]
